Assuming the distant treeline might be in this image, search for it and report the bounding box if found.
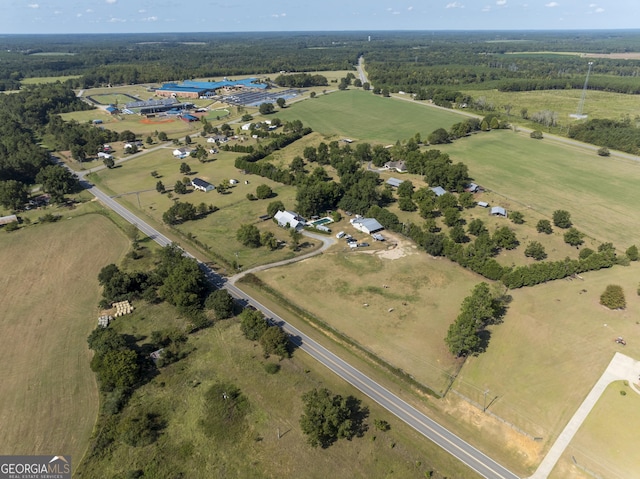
[568,118,640,155]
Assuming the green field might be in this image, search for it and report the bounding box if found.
[21,75,82,85]
[461,89,640,124]
[86,93,137,105]
[0,214,129,462]
[78,289,479,479]
[438,129,640,249]
[553,381,640,479]
[89,138,316,271]
[276,89,464,144]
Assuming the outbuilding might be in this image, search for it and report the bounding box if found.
[350,217,384,235]
[491,206,507,217]
[386,177,404,188]
[430,186,447,197]
[191,178,215,192]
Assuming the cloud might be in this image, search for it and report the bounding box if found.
[445,2,464,8]
[28,3,39,8]
[105,0,117,4]
[142,16,158,22]
[271,13,287,18]
[108,17,126,22]
[138,9,146,13]
[496,0,507,5]
[86,9,93,13]
[482,5,491,11]
[408,6,413,10]
[545,2,559,6]
[595,7,604,12]
[589,2,596,6]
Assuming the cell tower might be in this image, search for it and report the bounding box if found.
[570,61,593,119]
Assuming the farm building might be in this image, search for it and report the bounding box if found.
[105,105,119,115]
[350,217,384,235]
[372,233,385,241]
[386,177,404,188]
[466,183,481,193]
[229,179,239,185]
[274,210,306,230]
[0,214,18,226]
[383,161,407,173]
[241,122,253,131]
[173,148,190,158]
[491,206,507,217]
[191,178,215,192]
[92,119,103,125]
[430,186,447,197]
[478,201,489,208]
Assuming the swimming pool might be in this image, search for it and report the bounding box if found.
[311,217,333,226]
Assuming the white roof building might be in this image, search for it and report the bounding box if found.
[274,210,306,230]
[350,217,384,235]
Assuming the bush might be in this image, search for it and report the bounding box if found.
[118,409,164,447]
[600,284,626,309]
[536,219,553,234]
[530,130,543,139]
[626,244,638,261]
[563,227,584,247]
[524,241,547,260]
[597,147,610,157]
[4,221,19,232]
[553,210,572,228]
[510,211,524,224]
[264,363,280,374]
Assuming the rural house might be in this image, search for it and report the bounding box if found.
[383,161,407,173]
[173,148,189,158]
[274,210,306,230]
[191,178,215,192]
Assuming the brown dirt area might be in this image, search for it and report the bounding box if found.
[583,52,640,60]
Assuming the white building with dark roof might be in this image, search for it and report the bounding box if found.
[350,217,384,235]
[191,178,215,192]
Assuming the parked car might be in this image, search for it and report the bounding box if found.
[359,242,369,247]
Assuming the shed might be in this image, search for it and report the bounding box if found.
[372,233,385,241]
[466,183,480,193]
[477,201,489,208]
[386,177,404,188]
[430,186,447,197]
[191,178,215,192]
[105,105,118,115]
[92,119,103,125]
[0,214,18,226]
[491,206,507,217]
[97,152,113,160]
[229,179,239,185]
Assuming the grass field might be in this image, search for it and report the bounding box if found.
[0,214,129,462]
[86,93,137,105]
[437,129,640,249]
[77,295,479,479]
[276,89,464,144]
[59,109,198,136]
[88,139,315,270]
[456,262,640,473]
[552,381,640,479]
[21,75,82,85]
[461,89,640,124]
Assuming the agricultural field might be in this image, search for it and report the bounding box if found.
[553,381,640,479]
[0,214,129,462]
[77,295,479,479]
[276,89,464,144]
[88,139,315,270]
[438,128,640,249]
[20,75,82,85]
[461,88,640,124]
[456,261,640,472]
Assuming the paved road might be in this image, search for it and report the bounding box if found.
[76,176,518,479]
[357,56,369,85]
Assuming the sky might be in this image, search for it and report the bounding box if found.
[2,0,639,35]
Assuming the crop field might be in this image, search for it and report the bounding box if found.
[253,233,482,395]
[276,89,464,144]
[78,298,479,479]
[89,140,313,270]
[456,261,640,470]
[437,129,640,249]
[461,88,640,123]
[553,381,640,479]
[0,214,129,462]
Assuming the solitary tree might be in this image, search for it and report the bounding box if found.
[179,162,192,175]
[174,181,187,195]
[510,211,524,224]
[524,241,547,260]
[259,326,290,359]
[236,224,261,248]
[156,180,165,193]
[259,102,275,115]
[563,227,584,247]
[552,210,572,228]
[530,130,543,139]
[600,285,626,309]
[184,135,192,145]
[255,184,273,199]
[276,97,286,108]
[536,219,553,234]
[267,200,285,218]
[626,245,639,261]
[158,131,168,141]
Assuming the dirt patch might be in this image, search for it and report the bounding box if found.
[376,231,419,260]
[140,117,176,124]
[583,52,640,60]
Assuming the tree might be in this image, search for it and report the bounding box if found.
[184,135,192,145]
[290,156,305,174]
[267,200,285,218]
[259,326,290,359]
[103,157,115,169]
[396,180,414,198]
[626,245,639,261]
[443,207,461,227]
[536,219,553,234]
[398,197,417,212]
[91,348,140,392]
[362,82,370,91]
[276,97,286,108]
[530,130,543,139]
[552,210,572,229]
[299,388,367,448]
[524,241,547,260]
[510,211,524,224]
[118,409,162,447]
[600,285,626,309]
[458,192,475,209]
[255,184,273,199]
[289,228,303,251]
[156,180,165,193]
[35,165,80,203]
[427,128,450,145]
[239,308,268,341]
[205,289,235,320]
[174,181,187,195]
[236,224,261,248]
[449,224,468,244]
[597,147,610,157]
[563,227,584,247]
[179,162,191,175]
[158,131,168,141]
[467,218,487,237]
[0,180,29,210]
[259,102,275,115]
[145,136,153,145]
[493,226,519,250]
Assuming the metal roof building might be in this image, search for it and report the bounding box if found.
[430,186,447,197]
[350,217,384,235]
[386,177,404,188]
[491,206,507,217]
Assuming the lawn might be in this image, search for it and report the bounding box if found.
[461,88,640,124]
[89,139,316,270]
[21,75,82,85]
[438,129,640,249]
[77,297,479,479]
[0,214,129,462]
[552,381,640,479]
[456,261,640,474]
[85,93,137,105]
[276,89,464,144]
[253,233,482,395]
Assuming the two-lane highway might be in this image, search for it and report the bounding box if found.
[79,176,518,479]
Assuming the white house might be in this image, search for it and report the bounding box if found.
[97,152,113,160]
[350,217,384,235]
[383,161,407,173]
[274,210,306,230]
[191,178,215,192]
[241,122,253,131]
[173,148,189,158]
[229,179,239,185]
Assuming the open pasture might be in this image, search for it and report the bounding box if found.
[461,88,640,123]
[90,143,309,269]
[438,129,640,249]
[254,239,483,395]
[21,75,82,85]
[456,261,640,465]
[553,381,640,479]
[0,214,129,462]
[277,89,464,144]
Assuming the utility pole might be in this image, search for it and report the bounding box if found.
[483,389,489,413]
